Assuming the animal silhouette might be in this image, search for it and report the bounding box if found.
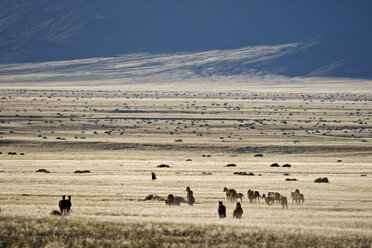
[187,191,195,206]
[261,194,274,206]
[223,187,238,202]
[151,172,157,180]
[280,196,288,209]
[233,202,243,219]
[58,195,72,215]
[218,201,226,218]
[165,194,175,206]
[237,193,244,201]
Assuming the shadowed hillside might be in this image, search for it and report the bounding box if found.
[0,0,371,78]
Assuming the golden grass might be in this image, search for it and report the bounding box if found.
[0,215,371,248]
[0,89,371,247]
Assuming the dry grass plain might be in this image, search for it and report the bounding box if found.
[0,88,371,247]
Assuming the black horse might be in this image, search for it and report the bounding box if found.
[218,201,226,218]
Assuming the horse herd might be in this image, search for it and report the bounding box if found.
[57,188,304,218]
[164,187,305,219]
[219,187,305,218]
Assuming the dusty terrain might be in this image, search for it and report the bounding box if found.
[0,88,371,247]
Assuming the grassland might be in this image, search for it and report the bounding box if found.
[0,89,371,247]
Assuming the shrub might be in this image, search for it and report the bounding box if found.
[157,164,170,168]
[314,177,329,183]
[225,164,236,167]
[74,170,91,174]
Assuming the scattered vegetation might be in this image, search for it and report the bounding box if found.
[74,170,91,174]
[314,177,329,183]
[270,163,280,167]
[225,163,236,167]
[142,194,165,201]
[234,171,255,176]
[157,164,170,168]
[285,178,298,181]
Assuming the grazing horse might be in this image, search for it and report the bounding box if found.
[298,194,305,204]
[253,191,261,203]
[166,194,175,206]
[261,194,274,206]
[247,190,254,203]
[223,187,238,202]
[233,202,243,219]
[291,192,297,204]
[268,192,281,204]
[291,192,305,205]
[218,201,226,218]
[237,193,244,202]
[280,196,288,209]
[247,190,260,203]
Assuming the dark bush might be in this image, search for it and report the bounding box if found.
[157,164,170,168]
[225,164,236,167]
[74,170,91,173]
[314,177,329,183]
[36,169,50,173]
[270,163,280,167]
[234,172,254,176]
[50,210,61,215]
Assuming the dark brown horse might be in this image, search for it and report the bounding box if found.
[223,187,238,202]
[165,194,175,206]
[233,202,243,219]
[59,195,72,215]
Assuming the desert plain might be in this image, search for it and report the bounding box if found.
[0,87,371,247]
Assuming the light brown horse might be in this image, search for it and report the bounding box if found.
[291,192,305,205]
[261,194,274,206]
[223,187,238,202]
[268,192,281,204]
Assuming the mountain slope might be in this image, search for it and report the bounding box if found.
[0,0,372,78]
